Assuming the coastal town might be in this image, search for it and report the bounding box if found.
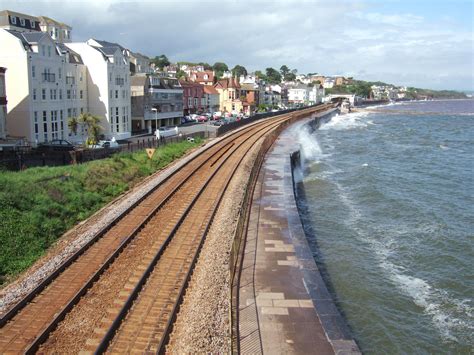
[0,9,461,150]
[0,3,472,354]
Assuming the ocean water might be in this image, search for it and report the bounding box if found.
[294,100,473,353]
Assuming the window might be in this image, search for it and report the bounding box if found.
[116,107,120,132]
[115,90,118,99]
[59,89,62,100]
[11,16,17,25]
[20,18,25,26]
[41,45,45,56]
[31,20,35,28]
[60,110,64,138]
[32,65,35,78]
[110,90,113,99]
[50,89,53,100]
[51,110,58,139]
[122,90,125,99]
[67,90,71,100]
[42,88,46,100]
[80,72,83,82]
[58,68,62,79]
[33,89,37,100]
[80,90,83,99]
[43,111,48,141]
[34,112,39,140]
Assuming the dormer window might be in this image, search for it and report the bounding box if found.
[11,16,17,25]
[20,18,25,26]
[31,20,35,28]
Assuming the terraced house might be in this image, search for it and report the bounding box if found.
[0,27,88,144]
[66,39,132,140]
[131,74,183,133]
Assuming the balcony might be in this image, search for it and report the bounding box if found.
[42,73,56,83]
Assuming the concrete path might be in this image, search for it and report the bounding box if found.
[238,113,360,354]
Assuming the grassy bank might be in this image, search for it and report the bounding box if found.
[0,138,202,284]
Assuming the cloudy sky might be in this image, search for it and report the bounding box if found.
[2,0,473,90]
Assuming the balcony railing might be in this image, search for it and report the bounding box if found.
[42,73,56,83]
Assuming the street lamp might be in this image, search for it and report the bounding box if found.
[151,107,158,134]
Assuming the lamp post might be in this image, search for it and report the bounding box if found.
[151,107,158,135]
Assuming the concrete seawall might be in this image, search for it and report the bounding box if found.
[238,108,360,354]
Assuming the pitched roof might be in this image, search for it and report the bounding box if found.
[21,31,47,44]
[56,42,83,64]
[92,39,126,51]
[190,70,214,83]
[203,85,218,95]
[215,77,240,90]
[37,15,71,29]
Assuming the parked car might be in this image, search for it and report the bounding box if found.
[197,115,207,122]
[212,120,225,126]
[212,111,222,120]
[37,139,75,151]
[89,139,119,149]
[158,126,179,138]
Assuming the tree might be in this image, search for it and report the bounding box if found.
[284,72,296,82]
[280,65,290,78]
[212,62,229,79]
[255,70,267,82]
[198,62,213,70]
[68,112,102,145]
[231,65,248,78]
[265,67,282,84]
[176,69,186,79]
[151,54,170,70]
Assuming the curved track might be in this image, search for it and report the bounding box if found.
[0,106,330,353]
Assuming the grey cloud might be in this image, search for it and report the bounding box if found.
[1,0,472,90]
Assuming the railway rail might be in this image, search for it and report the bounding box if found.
[0,105,331,354]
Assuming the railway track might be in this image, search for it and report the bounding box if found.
[0,105,331,353]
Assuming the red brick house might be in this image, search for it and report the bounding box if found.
[179,80,204,115]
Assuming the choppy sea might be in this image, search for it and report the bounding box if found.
[294,100,473,353]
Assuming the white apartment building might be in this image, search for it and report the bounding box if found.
[288,83,309,104]
[0,10,40,33]
[37,16,72,43]
[308,85,325,104]
[66,39,131,140]
[0,29,88,144]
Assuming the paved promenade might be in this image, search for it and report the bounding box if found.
[238,113,360,354]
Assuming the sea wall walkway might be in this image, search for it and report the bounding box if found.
[238,109,361,354]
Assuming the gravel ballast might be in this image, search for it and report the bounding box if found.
[166,137,264,354]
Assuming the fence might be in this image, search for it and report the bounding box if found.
[0,131,206,171]
[216,104,321,137]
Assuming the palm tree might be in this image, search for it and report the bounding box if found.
[67,116,79,135]
[68,113,102,145]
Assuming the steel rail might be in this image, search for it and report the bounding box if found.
[94,114,292,354]
[0,111,288,327]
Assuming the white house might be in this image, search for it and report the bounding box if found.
[66,39,132,140]
[0,29,88,145]
[288,83,309,104]
[308,85,325,104]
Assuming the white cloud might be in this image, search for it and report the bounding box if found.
[0,0,472,90]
